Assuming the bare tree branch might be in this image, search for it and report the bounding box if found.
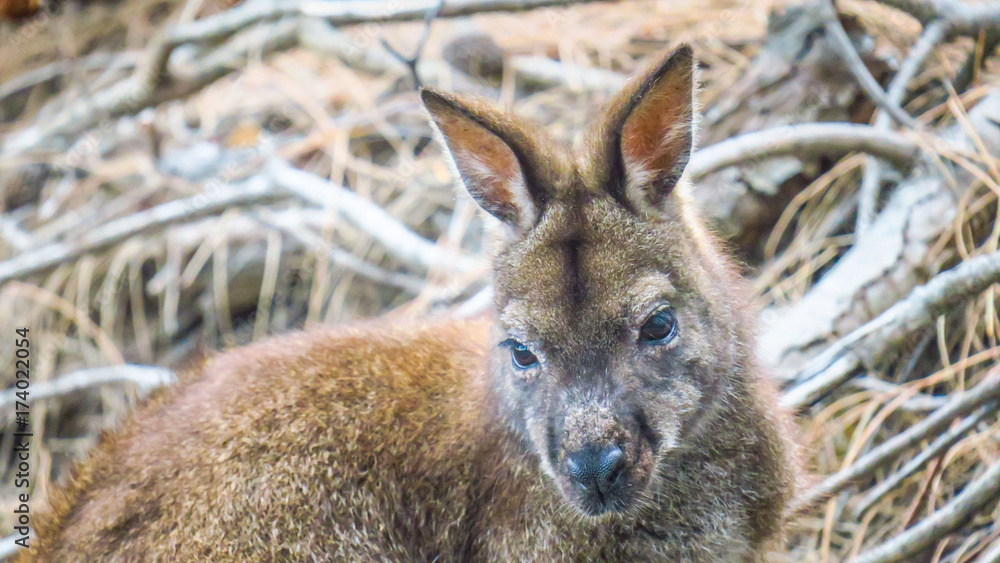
[790,369,1000,514]
[873,0,1000,36]
[379,0,446,89]
[167,0,608,48]
[265,159,483,274]
[255,211,428,294]
[0,51,141,102]
[759,91,1000,379]
[508,56,626,92]
[851,455,1000,563]
[853,404,995,516]
[849,376,949,412]
[0,365,177,412]
[781,250,1000,408]
[3,0,608,155]
[821,0,920,129]
[687,123,919,180]
[3,19,301,154]
[0,176,285,286]
[857,19,947,234]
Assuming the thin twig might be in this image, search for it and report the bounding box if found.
[821,0,921,129]
[856,19,947,235]
[790,369,1000,514]
[379,0,446,89]
[851,456,1000,563]
[853,403,995,516]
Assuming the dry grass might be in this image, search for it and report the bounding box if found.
[1,0,999,560]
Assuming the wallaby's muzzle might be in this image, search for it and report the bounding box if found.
[566,444,626,515]
[554,398,660,517]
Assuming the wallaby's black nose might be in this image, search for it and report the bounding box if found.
[566,445,625,498]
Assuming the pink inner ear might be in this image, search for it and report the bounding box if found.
[434,111,526,224]
[620,75,691,175]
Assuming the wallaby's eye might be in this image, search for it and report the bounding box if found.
[640,308,678,344]
[502,339,540,369]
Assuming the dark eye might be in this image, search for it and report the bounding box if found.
[640,308,678,344]
[508,341,539,369]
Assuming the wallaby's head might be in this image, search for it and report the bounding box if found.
[423,46,751,519]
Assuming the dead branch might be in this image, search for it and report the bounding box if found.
[265,159,483,274]
[781,250,1000,408]
[821,0,919,129]
[3,19,300,154]
[379,0,445,89]
[255,210,428,294]
[873,0,1000,37]
[760,91,1000,377]
[509,56,626,92]
[687,123,919,180]
[857,20,947,234]
[853,403,995,516]
[691,3,894,254]
[4,0,607,155]
[143,208,429,336]
[790,369,1000,513]
[0,51,141,103]
[851,456,1000,563]
[154,0,606,101]
[0,365,176,412]
[0,176,285,286]
[167,0,609,49]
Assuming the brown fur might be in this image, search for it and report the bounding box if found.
[23,45,799,562]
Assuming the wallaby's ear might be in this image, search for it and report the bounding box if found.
[603,45,696,216]
[421,88,547,231]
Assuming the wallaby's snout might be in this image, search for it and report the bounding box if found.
[554,393,659,516]
[566,444,625,514]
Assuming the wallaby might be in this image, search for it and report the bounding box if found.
[23,45,799,562]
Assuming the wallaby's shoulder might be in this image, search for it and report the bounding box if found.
[26,315,497,562]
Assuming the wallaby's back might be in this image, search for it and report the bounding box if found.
[26,318,513,561]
